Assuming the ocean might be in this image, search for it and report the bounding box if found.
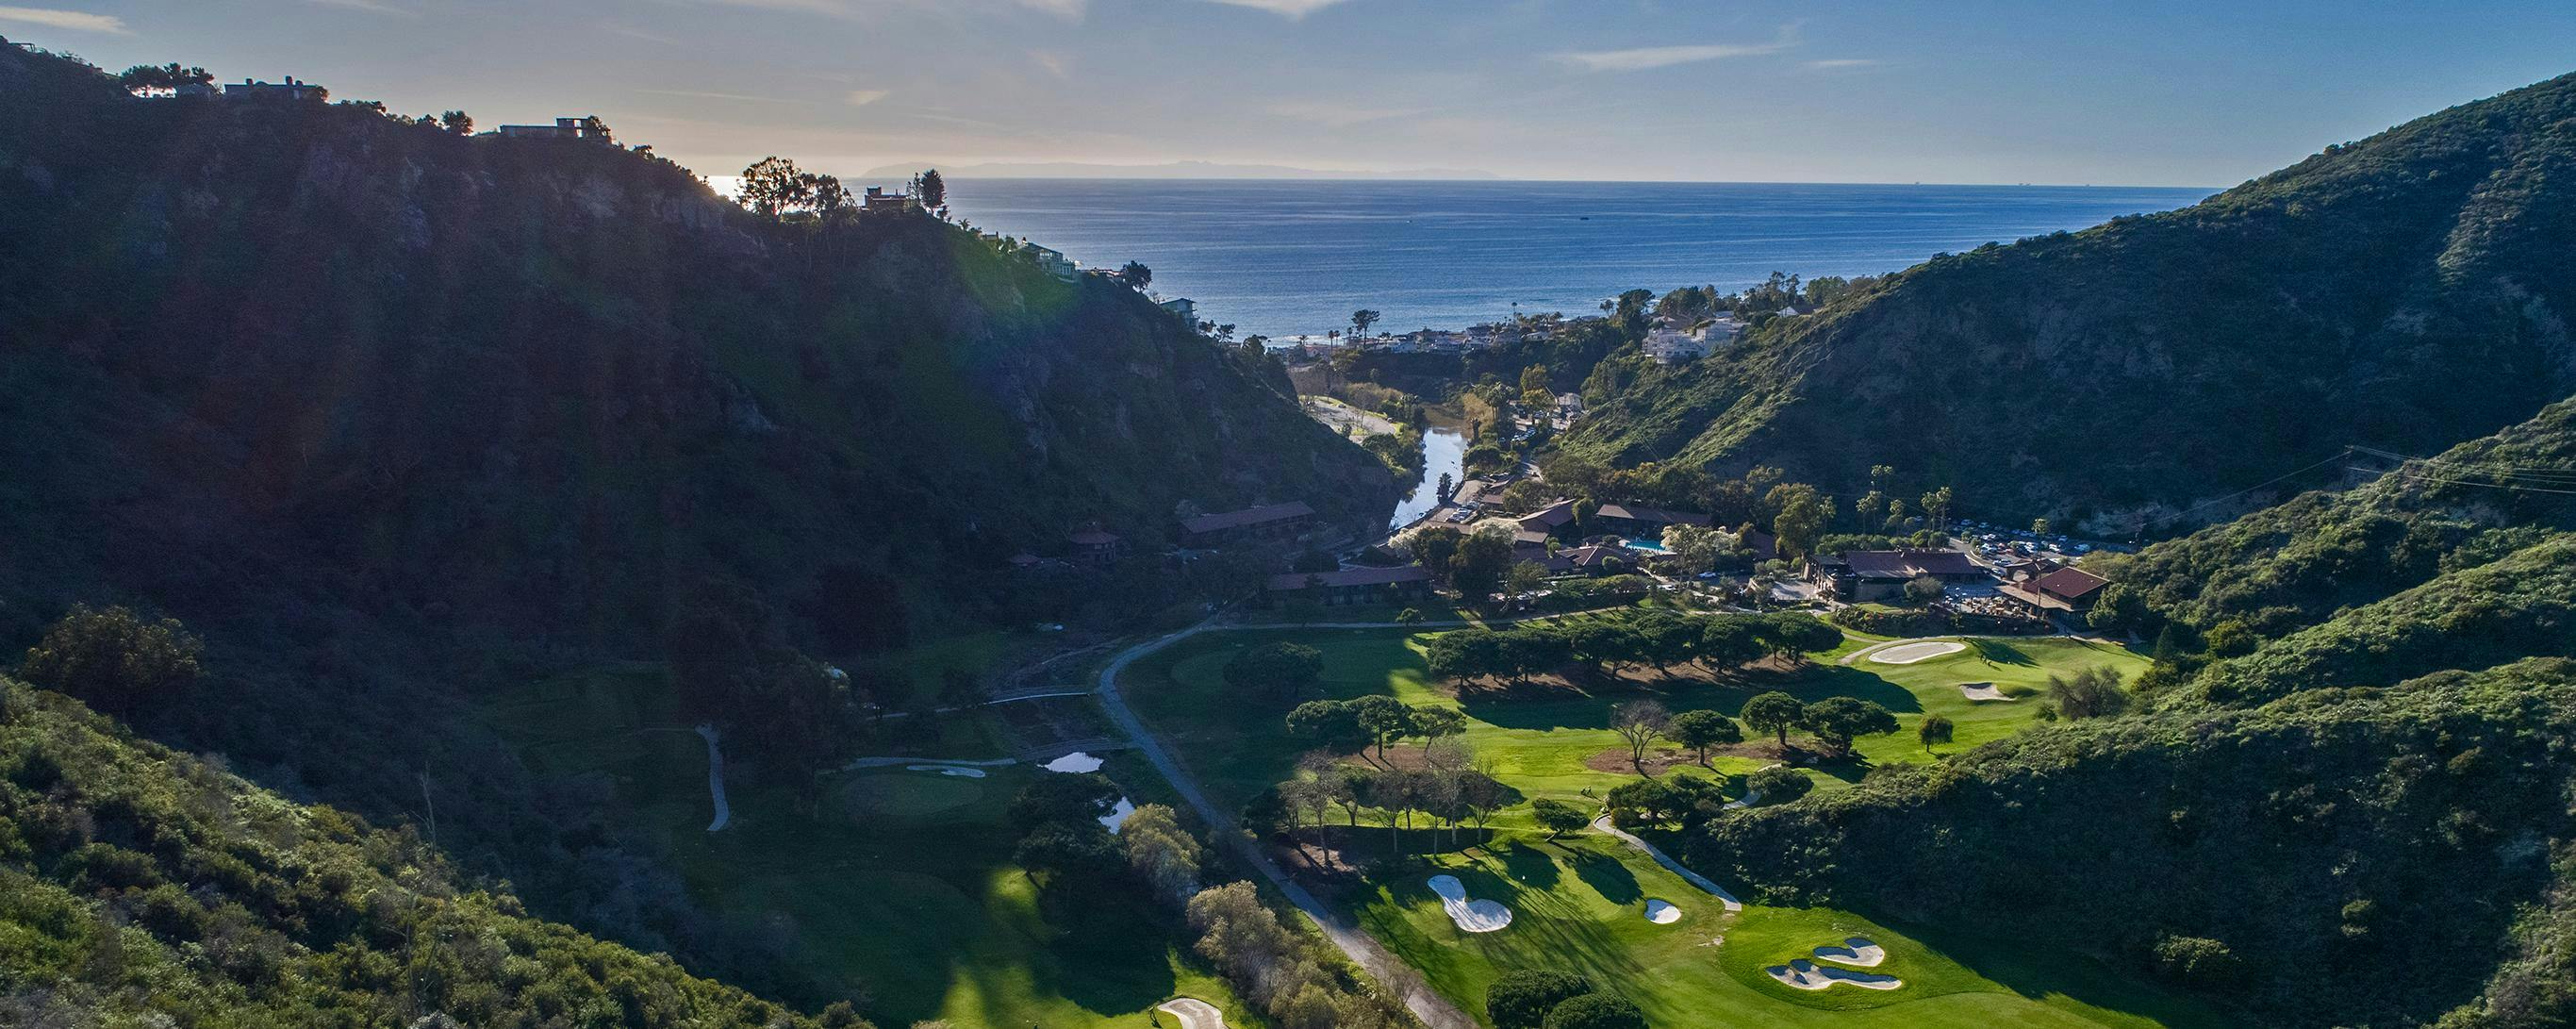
[939,179,2216,340]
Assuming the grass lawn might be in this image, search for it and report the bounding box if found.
[1122,624,2219,1028]
[485,665,1251,1029]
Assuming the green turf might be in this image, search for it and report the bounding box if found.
[486,665,1252,1029]
[1122,624,2223,1028]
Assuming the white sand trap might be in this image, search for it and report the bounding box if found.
[1870,640,1967,665]
[1957,682,2010,702]
[1643,899,1683,924]
[1813,937,1887,967]
[906,764,988,778]
[1156,997,1227,1029]
[1764,958,1904,991]
[1427,874,1513,933]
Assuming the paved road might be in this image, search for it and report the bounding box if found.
[1097,621,1478,1029]
[693,723,730,833]
[1156,996,1229,1029]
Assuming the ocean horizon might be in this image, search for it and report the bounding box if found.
[937,178,2219,340]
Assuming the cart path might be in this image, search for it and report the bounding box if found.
[694,723,730,833]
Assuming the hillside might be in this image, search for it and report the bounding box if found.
[2089,394,2576,706]
[0,41,1395,1018]
[0,675,856,1027]
[1562,72,2576,531]
[1687,659,2576,1029]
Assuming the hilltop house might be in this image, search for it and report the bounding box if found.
[1160,297,1197,323]
[1816,548,1989,602]
[1066,524,1124,567]
[496,117,607,140]
[1263,566,1434,607]
[1181,502,1315,548]
[223,76,324,101]
[1025,244,1079,281]
[862,186,920,212]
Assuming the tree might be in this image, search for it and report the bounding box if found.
[913,168,947,209]
[1015,821,1123,886]
[1741,691,1805,748]
[1505,560,1547,600]
[1919,486,1956,530]
[1571,498,1599,536]
[1530,799,1591,839]
[2032,517,2052,536]
[1351,308,1381,339]
[1225,642,1325,702]
[1007,772,1122,833]
[1412,705,1468,745]
[1286,699,1371,753]
[1411,524,1463,574]
[1519,366,1552,409]
[1668,710,1742,767]
[1489,970,1594,1029]
[1542,992,1646,1029]
[1348,695,1415,761]
[20,605,204,719]
[1799,697,1899,757]
[1661,523,1722,572]
[1449,527,1516,600]
[2048,666,2130,720]
[1117,261,1153,290]
[1395,607,1426,626]
[2087,583,2151,635]
[1120,804,1203,904]
[1610,700,1670,772]
[1919,714,1956,752]
[1768,483,1833,560]
[1903,574,1945,606]
[1698,618,1765,670]
[1746,765,1812,805]
[117,63,212,92]
[438,110,473,135]
[738,156,813,219]
[1757,613,1841,664]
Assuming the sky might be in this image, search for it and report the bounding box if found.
[8,0,2576,186]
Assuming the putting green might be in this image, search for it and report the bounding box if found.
[836,770,987,818]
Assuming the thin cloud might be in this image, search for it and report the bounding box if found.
[1197,0,1353,16]
[641,88,800,104]
[1553,28,1796,73]
[847,89,891,107]
[0,6,126,33]
[1029,49,1072,78]
[1807,58,1877,69]
[307,0,415,16]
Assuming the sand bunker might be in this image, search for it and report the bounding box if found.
[1155,997,1227,1029]
[906,764,988,778]
[1957,682,2010,702]
[1870,640,1967,665]
[1643,899,1683,924]
[1764,958,1903,991]
[1813,937,1887,967]
[1427,874,1512,933]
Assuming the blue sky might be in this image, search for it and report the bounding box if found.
[8,0,2576,185]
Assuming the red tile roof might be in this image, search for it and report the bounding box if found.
[2028,566,2110,602]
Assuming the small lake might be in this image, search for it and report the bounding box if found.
[1391,428,1467,530]
[1041,751,1135,831]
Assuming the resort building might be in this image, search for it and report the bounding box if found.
[1263,566,1435,606]
[2000,565,2111,615]
[1816,548,1990,602]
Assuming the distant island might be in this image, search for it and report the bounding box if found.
[860,158,1499,180]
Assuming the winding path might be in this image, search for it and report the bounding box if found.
[1155,996,1228,1029]
[1098,620,1478,1029]
[1590,814,1744,913]
[694,723,731,833]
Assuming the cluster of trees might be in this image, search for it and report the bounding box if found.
[1422,611,1842,685]
[1652,272,1885,325]
[1733,690,1900,757]
[1488,969,1646,1029]
[1406,523,1520,599]
[1004,772,1129,890]
[665,584,855,810]
[1258,746,1515,861]
[1183,883,1412,1029]
[738,156,860,222]
[2044,666,2131,720]
[1529,457,1959,565]
[1286,696,1465,762]
[1224,641,1325,702]
[18,604,203,720]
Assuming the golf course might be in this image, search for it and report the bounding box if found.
[1119,621,2237,1028]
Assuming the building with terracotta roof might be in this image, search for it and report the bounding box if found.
[1819,548,1990,602]
[2000,566,2111,613]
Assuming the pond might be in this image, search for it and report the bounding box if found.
[1389,428,1468,530]
[1041,751,1135,830]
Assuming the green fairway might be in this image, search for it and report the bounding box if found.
[486,665,1250,1029]
[1122,622,2221,1028]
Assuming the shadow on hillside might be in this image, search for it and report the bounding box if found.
[1968,639,2039,667]
[1572,850,1643,905]
[1497,839,1563,888]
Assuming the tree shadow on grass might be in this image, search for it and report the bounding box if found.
[1867,911,2253,1029]
[1571,850,1643,905]
[1496,840,1562,889]
[1968,639,2038,667]
[1772,666,1925,715]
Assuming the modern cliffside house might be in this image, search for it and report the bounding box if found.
[1999,565,2111,615]
[862,186,920,212]
[495,117,607,140]
[1160,297,1197,324]
[1181,502,1315,548]
[1026,244,1079,281]
[1263,566,1434,606]
[1816,548,1990,602]
[223,76,324,101]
